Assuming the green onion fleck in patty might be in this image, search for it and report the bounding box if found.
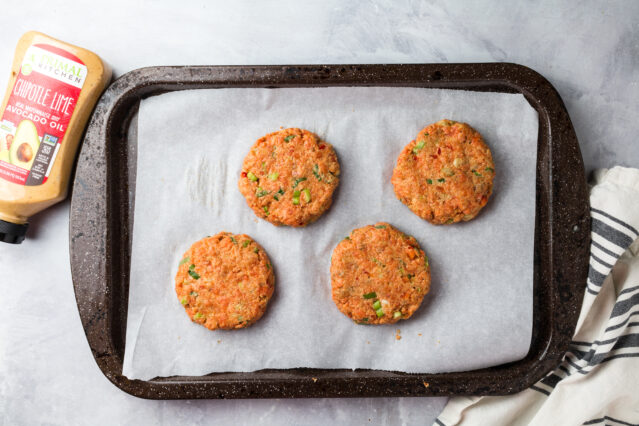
[292,177,307,188]
[188,264,200,280]
[412,140,425,154]
[256,187,269,197]
[312,164,322,181]
[302,188,311,203]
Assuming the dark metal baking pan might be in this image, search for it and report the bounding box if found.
[69,63,590,399]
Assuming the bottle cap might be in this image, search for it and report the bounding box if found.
[0,219,28,244]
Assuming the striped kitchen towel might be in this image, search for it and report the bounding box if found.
[435,166,639,426]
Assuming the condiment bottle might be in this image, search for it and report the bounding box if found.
[0,31,111,244]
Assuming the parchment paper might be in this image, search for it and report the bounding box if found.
[122,87,538,380]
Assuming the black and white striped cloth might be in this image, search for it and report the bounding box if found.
[435,167,639,426]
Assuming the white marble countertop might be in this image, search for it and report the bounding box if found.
[1,1,637,425]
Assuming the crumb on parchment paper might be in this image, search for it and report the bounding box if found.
[395,329,401,340]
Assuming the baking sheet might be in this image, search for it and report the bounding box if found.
[122,87,537,381]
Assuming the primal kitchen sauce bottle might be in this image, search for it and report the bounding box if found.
[0,31,111,243]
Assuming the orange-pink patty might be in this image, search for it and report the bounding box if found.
[238,128,340,227]
[175,232,274,330]
[392,119,495,225]
[331,222,431,325]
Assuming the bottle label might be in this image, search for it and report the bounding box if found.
[0,43,87,186]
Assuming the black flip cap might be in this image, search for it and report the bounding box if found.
[0,219,28,244]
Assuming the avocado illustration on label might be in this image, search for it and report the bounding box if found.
[9,120,40,170]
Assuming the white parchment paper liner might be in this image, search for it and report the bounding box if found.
[123,87,537,380]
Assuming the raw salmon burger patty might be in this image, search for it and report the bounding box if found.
[392,119,495,225]
[175,232,274,330]
[331,223,431,325]
[238,128,340,227]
